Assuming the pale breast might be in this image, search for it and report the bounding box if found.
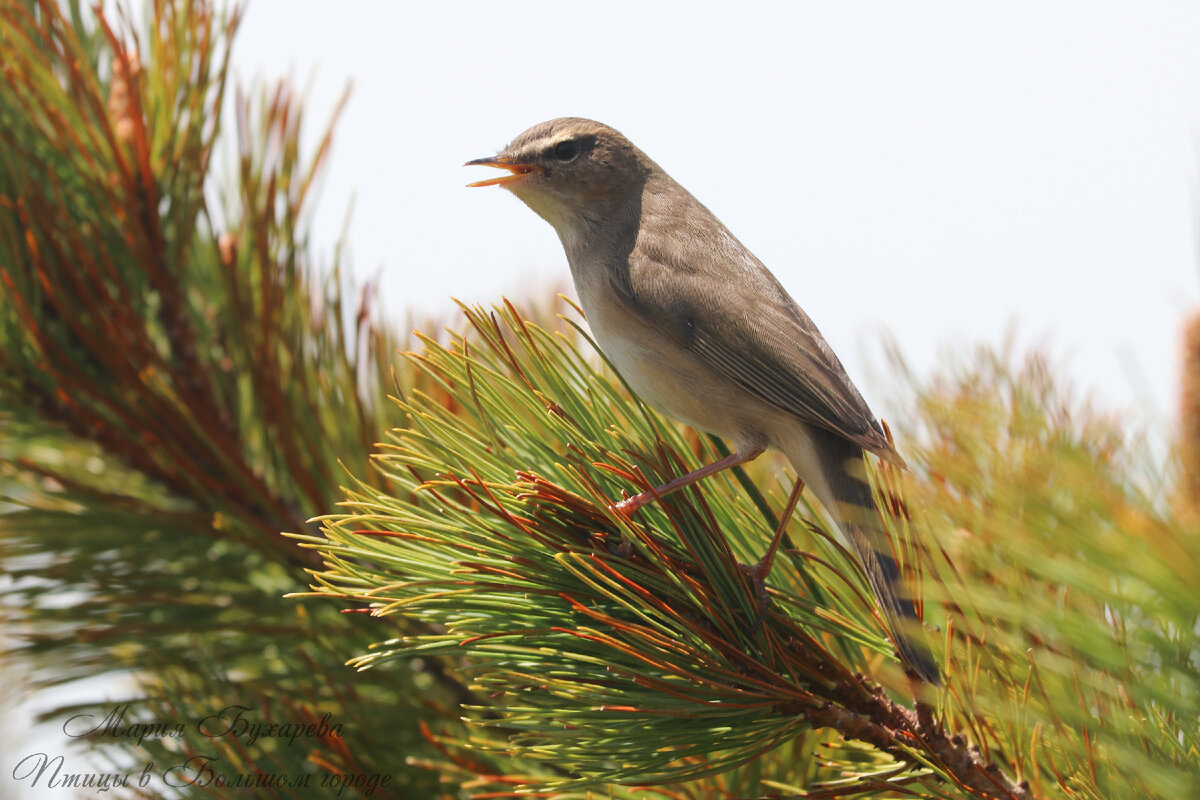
[580,279,768,446]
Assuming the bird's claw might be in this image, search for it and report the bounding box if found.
[609,496,636,518]
[610,489,653,517]
[739,560,773,632]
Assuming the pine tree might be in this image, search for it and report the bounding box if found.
[2,2,1197,798]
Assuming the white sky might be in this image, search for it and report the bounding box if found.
[8,5,1200,796]
[227,1,1200,435]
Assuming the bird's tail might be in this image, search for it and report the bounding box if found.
[784,427,940,685]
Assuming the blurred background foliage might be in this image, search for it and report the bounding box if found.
[1,1,1197,798]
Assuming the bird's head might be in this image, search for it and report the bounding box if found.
[465,117,651,231]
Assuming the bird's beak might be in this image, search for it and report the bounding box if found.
[464,156,541,187]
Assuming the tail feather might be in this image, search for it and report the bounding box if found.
[788,426,940,684]
[843,521,940,684]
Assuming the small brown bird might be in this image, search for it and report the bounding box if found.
[466,118,938,684]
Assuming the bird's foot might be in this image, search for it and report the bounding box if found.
[611,490,654,516]
[739,559,773,631]
[737,476,806,632]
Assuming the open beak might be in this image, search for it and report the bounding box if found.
[464,156,541,187]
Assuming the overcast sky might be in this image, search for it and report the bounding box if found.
[11,5,1200,796]
[226,1,1200,437]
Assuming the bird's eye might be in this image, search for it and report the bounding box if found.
[552,140,579,161]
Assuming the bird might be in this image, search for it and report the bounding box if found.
[465,117,939,684]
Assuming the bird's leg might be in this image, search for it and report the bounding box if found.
[743,476,806,628]
[614,444,765,514]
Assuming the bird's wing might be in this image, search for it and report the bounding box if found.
[613,243,903,465]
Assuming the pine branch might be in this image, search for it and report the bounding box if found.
[301,301,1059,798]
[0,2,466,795]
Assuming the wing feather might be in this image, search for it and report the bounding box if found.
[613,244,902,464]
